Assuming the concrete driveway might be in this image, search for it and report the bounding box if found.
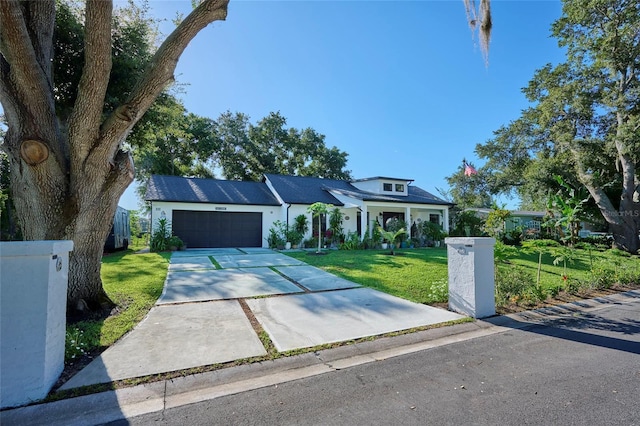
[61,248,464,389]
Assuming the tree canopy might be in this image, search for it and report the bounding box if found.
[0,0,230,313]
[214,111,351,181]
[472,0,640,253]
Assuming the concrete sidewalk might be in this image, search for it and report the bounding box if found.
[59,248,464,390]
[4,289,639,426]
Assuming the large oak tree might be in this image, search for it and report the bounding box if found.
[476,0,639,253]
[0,0,229,312]
[0,0,490,315]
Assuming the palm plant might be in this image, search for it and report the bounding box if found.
[378,227,407,255]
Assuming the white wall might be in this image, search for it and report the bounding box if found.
[1,241,73,408]
[150,201,283,248]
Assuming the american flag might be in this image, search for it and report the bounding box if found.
[463,160,477,176]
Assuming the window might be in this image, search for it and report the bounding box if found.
[383,183,392,191]
[395,184,404,192]
[429,214,440,224]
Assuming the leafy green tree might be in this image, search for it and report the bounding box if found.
[0,0,230,314]
[548,175,590,246]
[444,160,493,208]
[476,0,640,253]
[484,203,511,239]
[214,111,351,181]
[131,94,217,195]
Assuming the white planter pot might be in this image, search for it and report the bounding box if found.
[381,243,388,250]
[285,242,292,250]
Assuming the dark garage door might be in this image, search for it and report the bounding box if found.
[172,210,263,248]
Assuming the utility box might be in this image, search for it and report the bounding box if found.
[0,240,74,409]
[445,237,495,319]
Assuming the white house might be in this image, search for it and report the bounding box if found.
[145,174,453,248]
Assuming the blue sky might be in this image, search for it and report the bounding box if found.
[119,0,566,210]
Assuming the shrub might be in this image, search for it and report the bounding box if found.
[580,235,612,247]
[421,221,447,244]
[328,208,345,245]
[427,279,448,303]
[150,218,171,252]
[150,218,186,252]
[286,229,303,246]
[168,235,184,250]
[294,214,309,236]
[502,226,524,246]
[495,264,536,305]
[340,231,363,250]
[589,262,616,290]
[267,221,287,249]
[523,285,548,305]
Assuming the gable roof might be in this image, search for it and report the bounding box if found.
[145,175,281,206]
[328,185,452,205]
[264,174,346,206]
[265,174,451,206]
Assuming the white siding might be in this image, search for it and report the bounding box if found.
[150,201,283,248]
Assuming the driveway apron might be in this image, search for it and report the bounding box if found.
[62,249,465,389]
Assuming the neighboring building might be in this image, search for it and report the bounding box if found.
[145,174,452,248]
[466,208,546,234]
[104,206,131,251]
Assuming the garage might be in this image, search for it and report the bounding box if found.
[172,210,263,248]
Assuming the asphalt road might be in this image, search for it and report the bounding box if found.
[111,298,640,426]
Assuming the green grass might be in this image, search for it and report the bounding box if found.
[287,246,640,305]
[65,249,170,363]
[286,248,450,304]
[503,247,639,290]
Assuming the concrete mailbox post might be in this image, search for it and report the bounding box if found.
[0,240,74,409]
[445,237,495,318]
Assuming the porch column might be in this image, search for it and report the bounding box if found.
[443,208,450,232]
[360,206,368,239]
[405,206,411,232]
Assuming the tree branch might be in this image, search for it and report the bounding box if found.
[68,0,113,168]
[0,0,55,136]
[23,0,55,84]
[569,146,621,226]
[96,0,229,164]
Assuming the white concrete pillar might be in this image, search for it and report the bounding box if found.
[405,207,411,230]
[445,237,495,318]
[443,208,450,232]
[360,207,367,239]
[1,240,74,408]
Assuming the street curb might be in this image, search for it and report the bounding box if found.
[3,289,639,426]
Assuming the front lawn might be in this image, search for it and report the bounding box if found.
[286,246,640,306]
[286,248,449,304]
[65,249,170,363]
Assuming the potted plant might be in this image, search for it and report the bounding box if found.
[379,228,407,255]
[168,235,184,251]
[286,229,302,249]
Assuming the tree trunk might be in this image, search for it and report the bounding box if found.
[609,196,640,254]
[1,0,229,317]
[66,174,132,312]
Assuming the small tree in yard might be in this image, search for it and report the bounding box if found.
[0,0,230,315]
[307,202,332,253]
